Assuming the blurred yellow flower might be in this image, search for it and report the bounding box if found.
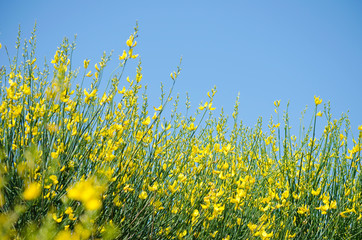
[67,178,103,210]
[315,204,329,214]
[316,111,323,117]
[139,190,148,200]
[330,200,337,209]
[23,182,41,200]
[314,96,322,106]
[148,182,158,192]
[192,209,199,217]
[311,187,321,196]
[297,205,310,215]
[210,231,218,238]
[52,213,63,223]
[247,222,257,232]
[49,175,59,185]
[222,235,230,240]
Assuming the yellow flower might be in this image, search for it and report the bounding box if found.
[84,59,90,69]
[314,96,322,106]
[0,43,2,49]
[86,71,93,77]
[23,182,41,200]
[199,102,208,110]
[358,125,362,131]
[139,190,148,200]
[119,50,127,60]
[23,183,41,200]
[49,175,59,185]
[297,205,309,215]
[315,203,329,214]
[187,122,197,131]
[178,230,187,239]
[148,182,158,192]
[282,190,289,199]
[67,178,103,210]
[261,230,273,239]
[65,207,73,215]
[52,213,63,223]
[84,88,97,104]
[330,200,337,209]
[222,235,230,240]
[95,63,100,72]
[192,209,199,218]
[311,187,321,196]
[208,102,216,111]
[273,123,280,128]
[168,180,178,193]
[128,48,138,58]
[51,151,59,159]
[142,116,151,126]
[274,100,280,107]
[210,231,218,238]
[247,222,257,232]
[340,207,356,218]
[154,105,163,111]
[316,111,323,117]
[126,35,136,47]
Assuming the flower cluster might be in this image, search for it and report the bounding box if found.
[0,25,361,240]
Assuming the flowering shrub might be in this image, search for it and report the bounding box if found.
[0,25,361,239]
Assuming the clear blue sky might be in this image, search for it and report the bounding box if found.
[1,0,361,139]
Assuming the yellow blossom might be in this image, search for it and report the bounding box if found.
[148,182,158,192]
[95,63,100,72]
[222,235,230,240]
[84,59,90,69]
[67,178,103,210]
[49,175,59,185]
[52,213,63,223]
[247,222,257,232]
[126,35,134,47]
[330,200,337,209]
[86,71,93,77]
[274,100,280,107]
[23,182,41,200]
[297,205,309,215]
[142,116,151,125]
[210,231,218,238]
[139,190,148,200]
[315,203,329,214]
[311,187,321,196]
[154,105,163,111]
[340,208,356,218]
[314,96,322,106]
[119,50,127,60]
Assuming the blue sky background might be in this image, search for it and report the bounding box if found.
[1,0,361,139]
